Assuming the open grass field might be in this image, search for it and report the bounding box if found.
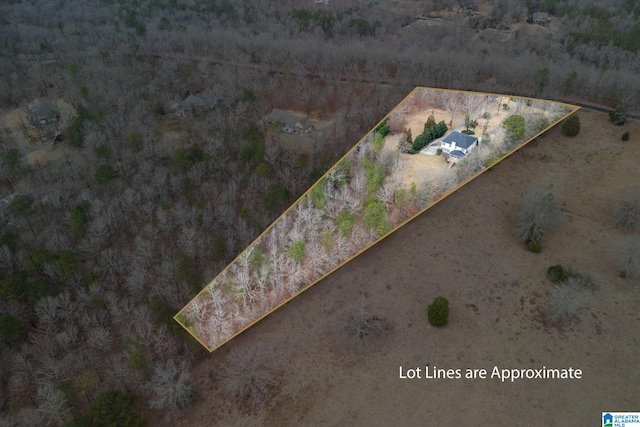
[169,109,639,426]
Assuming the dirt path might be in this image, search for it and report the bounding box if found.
[170,110,640,426]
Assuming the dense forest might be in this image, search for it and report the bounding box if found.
[0,0,638,424]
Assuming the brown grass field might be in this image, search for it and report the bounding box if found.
[170,110,639,426]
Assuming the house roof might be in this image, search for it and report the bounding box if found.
[27,99,57,122]
[442,131,478,150]
[267,109,312,131]
[450,150,466,159]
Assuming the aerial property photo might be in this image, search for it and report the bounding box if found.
[175,88,579,352]
[1,0,639,425]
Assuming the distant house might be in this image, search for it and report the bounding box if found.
[460,1,478,11]
[440,131,478,160]
[267,109,313,134]
[169,92,227,118]
[26,99,59,136]
[533,12,549,25]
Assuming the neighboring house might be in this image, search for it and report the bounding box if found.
[169,92,227,118]
[267,109,313,134]
[533,12,549,25]
[26,98,59,136]
[460,1,479,11]
[440,131,478,160]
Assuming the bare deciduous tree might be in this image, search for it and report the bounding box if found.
[146,360,195,415]
[516,188,561,252]
[219,346,278,410]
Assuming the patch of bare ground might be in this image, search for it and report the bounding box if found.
[172,110,639,426]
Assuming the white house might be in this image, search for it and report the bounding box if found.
[440,131,478,160]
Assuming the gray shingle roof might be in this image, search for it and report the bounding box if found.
[442,131,478,150]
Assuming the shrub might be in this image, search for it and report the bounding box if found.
[561,114,580,137]
[545,282,589,324]
[547,265,569,283]
[609,105,627,126]
[428,296,449,327]
[622,131,630,141]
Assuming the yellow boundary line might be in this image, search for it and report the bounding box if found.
[174,87,579,352]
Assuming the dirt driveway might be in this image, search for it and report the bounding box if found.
[173,110,640,426]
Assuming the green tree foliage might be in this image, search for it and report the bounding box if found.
[70,200,91,237]
[360,157,386,196]
[412,121,448,152]
[288,241,306,261]
[309,177,328,208]
[535,67,550,94]
[58,250,81,282]
[171,145,210,175]
[254,162,272,178]
[0,232,19,250]
[320,230,333,251]
[238,124,265,170]
[95,164,119,184]
[0,313,26,346]
[362,199,390,236]
[375,118,390,137]
[503,114,526,141]
[291,9,336,37]
[347,18,380,36]
[337,209,356,236]
[394,188,407,208]
[609,104,627,126]
[176,254,203,293]
[127,132,143,152]
[261,184,290,210]
[428,296,449,327]
[561,114,581,137]
[372,133,386,153]
[213,233,227,260]
[67,389,146,427]
[7,194,33,218]
[3,148,23,174]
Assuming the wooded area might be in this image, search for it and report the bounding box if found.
[0,0,638,423]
